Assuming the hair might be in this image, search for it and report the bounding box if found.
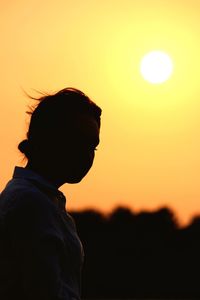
[18,87,102,159]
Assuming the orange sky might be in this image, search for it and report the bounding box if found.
[1,0,200,226]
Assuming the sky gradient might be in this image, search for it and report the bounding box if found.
[1,0,200,226]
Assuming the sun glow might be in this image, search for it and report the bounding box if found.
[140,51,174,84]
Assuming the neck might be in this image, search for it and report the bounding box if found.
[25,161,64,189]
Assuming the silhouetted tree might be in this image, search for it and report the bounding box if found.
[70,206,200,299]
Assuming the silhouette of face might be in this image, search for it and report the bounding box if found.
[54,113,100,184]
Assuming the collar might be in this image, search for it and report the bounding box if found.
[13,166,66,211]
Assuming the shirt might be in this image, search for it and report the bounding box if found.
[0,166,84,300]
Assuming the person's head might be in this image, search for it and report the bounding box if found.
[18,87,102,185]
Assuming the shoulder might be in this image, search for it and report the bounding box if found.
[0,179,65,245]
[0,178,57,215]
[0,178,62,239]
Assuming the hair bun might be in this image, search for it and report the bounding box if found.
[18,139,29,155]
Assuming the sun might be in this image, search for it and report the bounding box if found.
[140,51,174,84]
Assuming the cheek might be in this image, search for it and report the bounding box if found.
[76,150,95,172]
[57,148,95,172]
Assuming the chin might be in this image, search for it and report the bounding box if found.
[66,175,85,184]
[67,178,82,184]
[63,165,92,184]
[66,170,91,184]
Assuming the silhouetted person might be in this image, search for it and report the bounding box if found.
[0,88,101,300]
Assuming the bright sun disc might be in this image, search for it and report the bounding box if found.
[140,51,173,84]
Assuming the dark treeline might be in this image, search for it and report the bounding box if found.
[70,206,200,299]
